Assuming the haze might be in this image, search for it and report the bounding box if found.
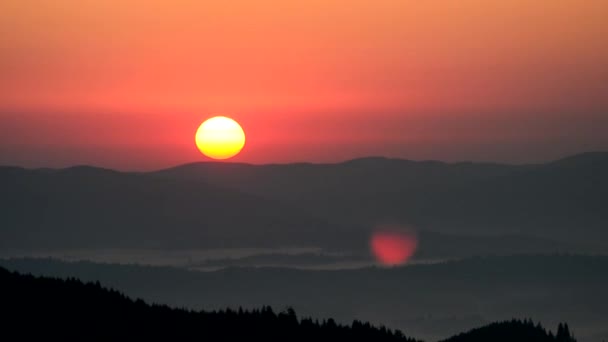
[1,2,607,341]
[1,0,607,169]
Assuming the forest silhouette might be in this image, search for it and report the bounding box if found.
[1,267,576,342]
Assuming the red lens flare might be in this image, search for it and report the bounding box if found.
[371,228,418,266]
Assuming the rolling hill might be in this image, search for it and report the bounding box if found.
[0,165,349,249]
[1,152,607,252]
[153,152,608,242]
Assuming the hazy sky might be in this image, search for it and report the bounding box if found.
[1,0,607,169]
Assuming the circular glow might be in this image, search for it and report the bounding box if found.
[371,227,418,266]
[195,116,246,160]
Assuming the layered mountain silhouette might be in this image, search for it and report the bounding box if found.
[154,152,608,241]
[0,164,348,249]
[1,152,607,252]
[0,266,576,342]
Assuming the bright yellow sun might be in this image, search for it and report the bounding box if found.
[195,116,246,160]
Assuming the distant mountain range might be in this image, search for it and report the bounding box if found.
[153,152,608,242]
[1,152,607,253]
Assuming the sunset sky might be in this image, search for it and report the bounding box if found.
[1,0,607,170]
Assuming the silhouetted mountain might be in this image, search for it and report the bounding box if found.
[1,152,607,252]
[0,165,349,249]
[2,255,606,341]
[436,152,608,239]
[0,266,418,342]
[153,152,608,243]
[440,319,576,342]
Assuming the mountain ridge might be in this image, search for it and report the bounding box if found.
[2,151,606,173]
[1,151,607,251]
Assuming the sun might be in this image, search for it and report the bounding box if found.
[195,116,246,160]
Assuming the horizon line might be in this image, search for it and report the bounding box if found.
[1,151,606,173]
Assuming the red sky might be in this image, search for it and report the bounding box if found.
[1,0,607,170]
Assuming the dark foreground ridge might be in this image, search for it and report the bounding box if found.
[1,267,577,342]
[440,320,577,342]
[1,267,416,342]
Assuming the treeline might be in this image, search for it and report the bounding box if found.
[0,267,417,341]
[440,319,576,342]
[0,267,577,342]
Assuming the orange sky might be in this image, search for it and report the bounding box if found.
[1,0,607,169]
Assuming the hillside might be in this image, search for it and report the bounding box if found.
[2,255,606,341]
[1,152,607,252]
[440,320,576,342]
[154,152,608,241]
[0,166,347,249]
[0,267,575,342]
[0,267,416,342]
